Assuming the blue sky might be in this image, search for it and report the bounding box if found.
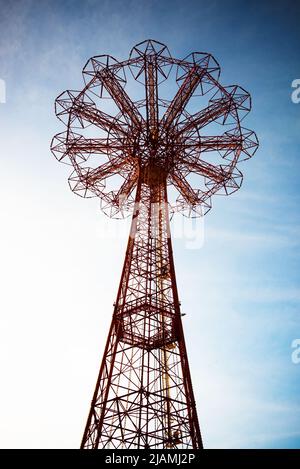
[0,0,299,448]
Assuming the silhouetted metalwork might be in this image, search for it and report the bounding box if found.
[51,39,258,449]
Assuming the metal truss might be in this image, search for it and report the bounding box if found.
[51,39,258,449]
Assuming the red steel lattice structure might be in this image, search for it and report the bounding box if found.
[51,40,258,449]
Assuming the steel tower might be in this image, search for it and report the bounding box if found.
[51,40,258,449]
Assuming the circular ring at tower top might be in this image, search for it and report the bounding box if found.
[51,40,258,219]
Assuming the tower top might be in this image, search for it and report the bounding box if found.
[51,40,258,219]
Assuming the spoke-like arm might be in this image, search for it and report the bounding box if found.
[162,66,206,131]
[114,171,138,204]
[170,173,200,205]
[144,57,159,139]
[65,137,129,154]
[84,156,133,185]
[178,158,226,183]
[177,98,233,136]
[200,135,242,152]
[184,134,242,152]
[71,102,128,135]
[99,69,144,129]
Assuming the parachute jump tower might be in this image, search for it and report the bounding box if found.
[51,40,258,449]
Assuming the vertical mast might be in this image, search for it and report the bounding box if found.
[80,176,202,448]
